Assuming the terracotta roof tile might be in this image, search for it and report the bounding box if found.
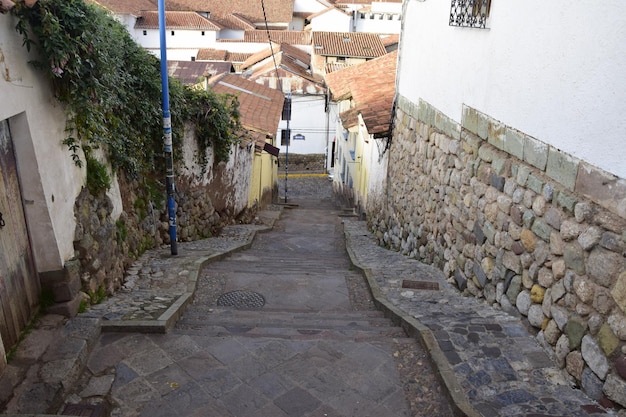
[240,43,281,71]
[90,0,156,15]
[326,50,397,136]
[227,52,254,63]
[241,30,312,45]
[197,49,252,63]
[240,42,311,72]
[135,11,221,30]
[381,34,399,47]
[168,60,233,84]
[196,48,228,61]
[162,0,293,25]
[339,107,360,130]
[209,73,285,137]
[312,31,386,58]
[325,62,354,74]
[209,13,255,30]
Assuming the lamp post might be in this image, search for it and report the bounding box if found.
[157,0,178,255]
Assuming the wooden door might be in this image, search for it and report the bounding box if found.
[0,119,39,350]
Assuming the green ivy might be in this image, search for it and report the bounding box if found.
[85,154,111,195]
[12,0,242,179]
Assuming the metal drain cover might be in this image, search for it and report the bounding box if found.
[217,290,265,309]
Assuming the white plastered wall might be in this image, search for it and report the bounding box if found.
[277,95,331,155]
[0,12,84,272]
[399,0,626,179]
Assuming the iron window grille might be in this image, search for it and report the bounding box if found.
[449,0,491,29]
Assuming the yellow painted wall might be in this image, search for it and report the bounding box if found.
[248,149,277,208]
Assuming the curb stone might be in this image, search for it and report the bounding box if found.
[0,210,282,416]
[344,228,481,417]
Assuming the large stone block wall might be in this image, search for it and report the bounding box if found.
[370,95,626,408]
[59,142,257,316]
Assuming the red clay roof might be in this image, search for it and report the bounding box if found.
[209,13,256,30]
[240,43,311,72]
[227,52,254,63]
[168,61,233,84]
[196,48,228,61]
[325,50,397,136]
[135,11,221,30]
[209,73,285,137]
[241,30,312,45]
[162,0,294,25]
[90,0,156,15]
[381,34,400,47]
[196,49,252,63]
[312,31,386,58]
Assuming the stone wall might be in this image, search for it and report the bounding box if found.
[369,95,626,409]
[278,153,326,173]
[54,142,256,316]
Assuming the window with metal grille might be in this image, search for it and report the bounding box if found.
[449,0,491,29]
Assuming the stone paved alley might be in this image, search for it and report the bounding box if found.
[0,176,619,417]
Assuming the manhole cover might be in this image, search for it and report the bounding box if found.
[217,290,265,309]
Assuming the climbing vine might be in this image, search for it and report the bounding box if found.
[12,0,241,178]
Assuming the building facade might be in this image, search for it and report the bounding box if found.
[370,0,626,408]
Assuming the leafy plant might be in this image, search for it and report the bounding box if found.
[12,0,242,180]
[85,154,111,195]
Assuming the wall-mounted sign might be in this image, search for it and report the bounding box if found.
[293,134,305,140]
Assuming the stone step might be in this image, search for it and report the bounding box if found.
[176,308,407,340]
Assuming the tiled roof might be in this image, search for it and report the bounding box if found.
[325,62,353,74]
[312,31,386,58]
[227,52,254,63]
[161,0,293,25]
[196,48,228,61]
[209,73,285,137]
[339,107,360,130]
[325,50,397,136]
[209,13,255,30]
[381,34,400,47]
[168,61,233,85]
[240,43,280,71]
[242,30,312,45]
[135,11,221,30]
[240,43,311,72]
[89,0,156,15]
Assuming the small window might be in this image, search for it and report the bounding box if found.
[191,56,196,61]
[171,30,175,36]
[142,30,147,35]
[449,0,491,29]
[201,31,205,36]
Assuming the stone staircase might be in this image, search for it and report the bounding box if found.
[175,308,407,341]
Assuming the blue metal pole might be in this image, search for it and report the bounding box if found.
[157,0,178,255]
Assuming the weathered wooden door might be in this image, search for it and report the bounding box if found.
[0,119,39,350]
